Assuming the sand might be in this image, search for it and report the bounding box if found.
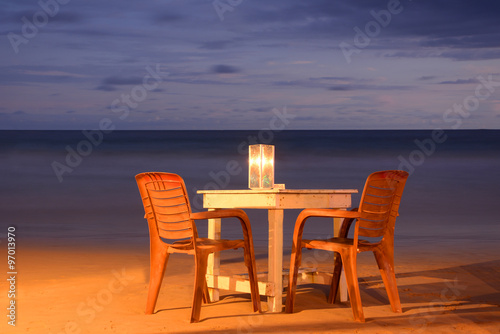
[1,238,499,334]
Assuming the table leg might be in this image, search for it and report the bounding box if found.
[333,217,348,302]
[207,210,221,302]
[268,209,284,312]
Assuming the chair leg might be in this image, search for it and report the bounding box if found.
[191,251,209,323]
[328,252,343,304]
[285,244,303,313]
[243,243,262,313]
[202,279,210,304]
[286,211,311,313]
[373,246,402,313]
[341,249,365,322]
[146,248,169,314]
[328,215,357,304]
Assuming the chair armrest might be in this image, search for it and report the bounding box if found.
[190,209,249,221]
[295,208,359,239]
[190,209,254,246]
[339,208,359,238]
[297,208,360,221]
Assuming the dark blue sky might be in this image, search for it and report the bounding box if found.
[1,0,500,129]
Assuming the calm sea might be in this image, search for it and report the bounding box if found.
[1,130,499,252]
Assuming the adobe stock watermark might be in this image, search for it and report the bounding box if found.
[7,0,72,54]
[339,0,410,64]
[51,64,168,183]
[213,0,244,21]
[235,313,264,334]
[398,74,500,175]
[230,245,334,334]
[49,268,135,334]
[191,106,296,210]
[403,277,467,333]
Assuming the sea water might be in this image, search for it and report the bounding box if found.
[1,130,499,252]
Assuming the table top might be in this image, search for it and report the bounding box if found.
[197,189,358,194]
[197,188,358,209]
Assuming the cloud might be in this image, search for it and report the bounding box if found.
[22,70,88,78]
[375,0,500,45]
[385,51,440,59]
[439,78,479,84]
[329,84,413,91]
[293,116,322,121]
[210,65,240,74]
[102,76,143,85]
[231,107,270,113]
[439,49,500,61]
[153,12,184,24]
[95,85,116,92]
[309,76,352,81]
[328,85,353,91]
[250,107,269,113]
[49,12,83,24]
[259,43,290,48]
[161,72,243,86]
[384,49,500,61]
[272,77,354,88]
[272,80,308,87]
[0,65,92,85]
[271,77,413,92]
[134,110,158,114]
[4,10,83,25]
[1,0,500,130]
[95,73,159,91]
[199,40,234,50]
[421,36,499,49]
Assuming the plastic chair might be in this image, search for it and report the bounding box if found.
[136,172,261,323]
[285,170,409,322]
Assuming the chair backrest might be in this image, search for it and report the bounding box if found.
[135,172,197,246]
[356,170,409,243]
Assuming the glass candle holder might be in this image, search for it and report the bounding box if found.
[248,144,274,189]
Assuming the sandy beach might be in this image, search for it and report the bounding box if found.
[2,237,499,334]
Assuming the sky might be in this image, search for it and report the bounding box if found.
[1,0,500,130]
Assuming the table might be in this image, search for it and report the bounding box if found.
[197,188,358,312]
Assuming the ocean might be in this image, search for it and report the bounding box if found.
[1,130,499,253]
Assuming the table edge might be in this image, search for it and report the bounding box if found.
[197,189,358,194]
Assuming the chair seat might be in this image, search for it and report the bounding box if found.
[302,238,382,253]
[168,238,245,253]
[302,237,354,252]
[196,238,245,252]
[357,239,381,252]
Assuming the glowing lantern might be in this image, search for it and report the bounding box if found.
[248,144,275,189]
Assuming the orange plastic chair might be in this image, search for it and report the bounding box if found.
[136,172,261,323]
[285,170,409,322]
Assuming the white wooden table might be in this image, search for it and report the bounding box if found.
[197,188,358,312]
